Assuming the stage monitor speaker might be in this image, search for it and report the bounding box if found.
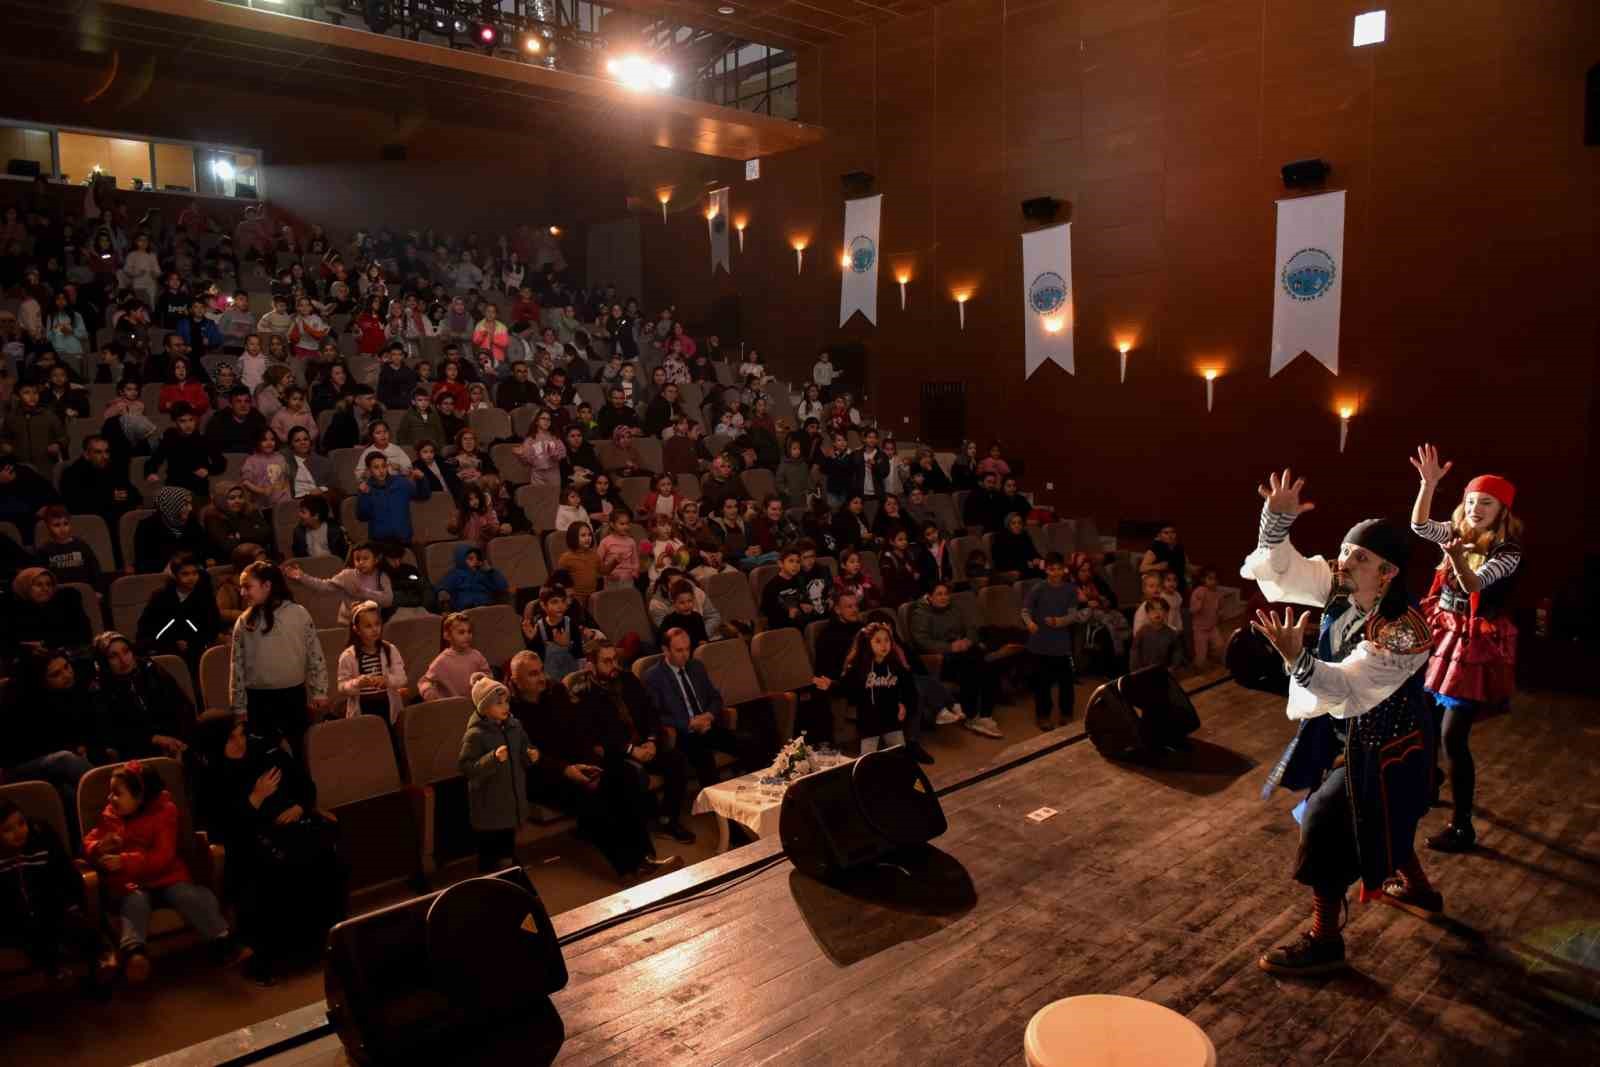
[1281,158,1331,188]
[1085,666,1201,759]
[325,866,566,1066]
[780,746,946,879]
[1225,626,1289,696]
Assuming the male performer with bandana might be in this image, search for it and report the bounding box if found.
[1241,469,1438,976]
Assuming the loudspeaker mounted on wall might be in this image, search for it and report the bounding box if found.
[1281,158,1331,188]
[1021,196,1061,223]
[841,170,875,198]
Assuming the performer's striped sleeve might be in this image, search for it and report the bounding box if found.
[1410,518,1453,544]
[1259,505,1296,548]
[1476,546,1522,590]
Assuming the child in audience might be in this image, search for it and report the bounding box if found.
[878,529,924,609]
[521,585,597,679]
[214,544,269,628]
[137,550,224,675]
[690,544,736,584]
[597,507,641,588]
[556,521,601,605]
[454,484,508,547]
[977,442,1011,480]
[105,378,161,452]
[1161,572,1185,636]
[84,761,247,982]
[962,548,992,588]
[395,388,438,448]
[270,386,316,448]
[777,438,813,509]
[37,506,103,587]
[237,333,268,391]
[354,451,430,543]
[654,578,713,649]
[283,541,393,624]
[240,428,291,507]
[456,672,539,872]
[1131,574,1173,636]
[554,486,588,532]
[1189,568,1225,667]
[480,472,529,535]
[420,612,493,700]
[0,796,101,982]
[642,514,687,584]
[1130,599,1182,672]
[833,548,880,609]
[291,496,348,559]
[842,622,914,754]
[466,381,492,412]
[336,600,409,721]
[380,542,433,619]
[1022,552,1080,729]
[438,544,509,611]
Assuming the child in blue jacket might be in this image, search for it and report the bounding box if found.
[354,451,431,543]
[438,544,509,610]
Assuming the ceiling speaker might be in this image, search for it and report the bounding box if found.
[841,170,875,197]
[1021,197,1061,222]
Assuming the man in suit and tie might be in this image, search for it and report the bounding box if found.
[646,628,776,788]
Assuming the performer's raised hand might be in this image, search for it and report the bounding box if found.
[1258,469,1315,516]
[1252,606,1311,664]
[1409,444,1453,487]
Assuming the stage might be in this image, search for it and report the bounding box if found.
[154,681,1600,1066]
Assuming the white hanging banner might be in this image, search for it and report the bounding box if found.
[840,194,882,326]
[1270,190,1345,376]
[1021,222,1074,378]
[707,187,731,275]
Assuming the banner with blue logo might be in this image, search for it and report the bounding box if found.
[1271,190,1344,376]
[1021,222,1074,378]
[840,194,882,326]
[708,187,731,275]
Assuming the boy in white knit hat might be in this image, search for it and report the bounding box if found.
[456,672,540,871]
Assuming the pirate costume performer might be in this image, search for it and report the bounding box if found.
[1240,479,1437,976]
[1411,468,1521,853]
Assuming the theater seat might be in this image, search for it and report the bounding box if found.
[398,698,475,874]
[464,604,522,673]
[76,758,222,951]
[590,586,655,654]
[703,570,757,630]
[694,637,795,744]
[386,613,446,689]
[305,717,426,893]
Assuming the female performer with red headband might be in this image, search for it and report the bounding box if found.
[1408,445,1523,853]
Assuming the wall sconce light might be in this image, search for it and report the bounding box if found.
[895,271,910,310]
[734,217,747,252]
[656,188,672,223]
[791,238,807,274]
[1116,341,1132,384]
[704,203,718,222]
[1202,368,1219,412]
[548,226,561,237]
[1043,317,1064,335]
[1338,404,1355,453]
[840,251,851,270]
[954,291,971,329]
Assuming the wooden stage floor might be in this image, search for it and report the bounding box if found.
[182,681,1600,1066]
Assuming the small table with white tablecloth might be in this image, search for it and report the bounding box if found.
[691,754,854,853]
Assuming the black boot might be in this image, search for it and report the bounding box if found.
[1426,823,1476,853]
[1258,931,1346,976]
[1380,876,1444,917]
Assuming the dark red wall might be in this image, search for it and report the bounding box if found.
[633,0,1600,592]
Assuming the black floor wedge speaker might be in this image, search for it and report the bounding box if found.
[325,866,566,1065]
[1085,666,1202,759]
[780,746,947,879]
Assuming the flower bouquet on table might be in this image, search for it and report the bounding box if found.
[768,735,817,783]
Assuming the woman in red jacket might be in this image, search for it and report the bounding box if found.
[157,356,211,415]
[83,761,247,982]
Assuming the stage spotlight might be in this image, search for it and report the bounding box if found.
[211,159,235,182]
[452,17,469,34]
[522,34,542,54]
[475,23,499,48]
[606,54,673,91]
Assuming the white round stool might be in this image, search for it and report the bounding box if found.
[1024,994,1216,1067]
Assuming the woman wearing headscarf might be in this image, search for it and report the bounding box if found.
[202,482,275,561]
[2,650,97,833]
[3,567,93,660]
[193,714,346,984]
[90,631,196,762]
[134,486,210,573]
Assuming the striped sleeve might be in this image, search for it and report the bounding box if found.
[1475,545,1522,590]
[1259,505,1296,548]
[1410,519,1453,545]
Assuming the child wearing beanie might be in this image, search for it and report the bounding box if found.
[456,672,540,871]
